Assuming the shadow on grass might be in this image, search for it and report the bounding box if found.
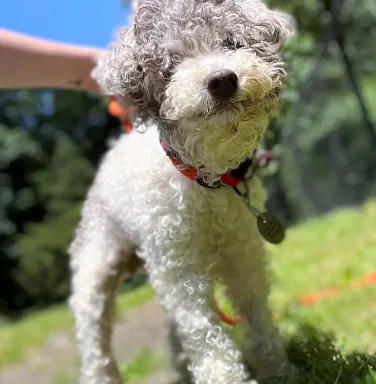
[170,325,376,384]
[285,325,376,384]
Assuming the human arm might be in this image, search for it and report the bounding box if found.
[0,28,105,92]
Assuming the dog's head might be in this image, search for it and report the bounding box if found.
[93,0,294,175]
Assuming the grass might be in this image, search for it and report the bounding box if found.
[116,284,154,317]
[52,371,72,384]
[216,199,376,383]
[0,284,154,366]
[50,349,165,384]
[119,349,165,383]
[1,199,376,383]
[268,199,376,354]
[286,328,376,384]
[268,199,376,383]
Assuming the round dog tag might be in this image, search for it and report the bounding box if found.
[257,212,285,244]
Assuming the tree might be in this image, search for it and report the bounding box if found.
[15,138,94,306]
[0,121,45,314]
[263,0,376,221]
[0,89,120,316]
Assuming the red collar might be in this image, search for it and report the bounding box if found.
[160,138,273,189]
[107,97,273,188]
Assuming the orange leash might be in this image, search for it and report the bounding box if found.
[108,97,134,133]
[299,271,376,306]
[106,97,376,326]
[216,270,376,327]
[213,296,242,326]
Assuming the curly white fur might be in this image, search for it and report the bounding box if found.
[69,1,297,383]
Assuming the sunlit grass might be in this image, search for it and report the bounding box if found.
[119,349,164,383]
[269,199,376,354]
[0,284,154,366]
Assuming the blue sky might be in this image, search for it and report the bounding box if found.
[1,0,132,48]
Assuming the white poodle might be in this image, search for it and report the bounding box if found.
[69,1,297,383]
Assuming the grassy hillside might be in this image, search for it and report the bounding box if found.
[269,199,376,353]
[0,199,375,383]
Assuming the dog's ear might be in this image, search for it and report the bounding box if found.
[234,0,296,52]
[91,27,143,101]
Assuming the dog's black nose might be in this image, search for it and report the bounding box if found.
[206,69,238,100]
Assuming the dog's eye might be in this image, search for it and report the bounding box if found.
[223,38,244,50]
[162,70,172,79]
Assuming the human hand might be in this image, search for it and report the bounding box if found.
[66,48,107,94]
[0,29,108,93]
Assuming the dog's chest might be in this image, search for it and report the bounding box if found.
[190,178,266,245]
[96,126,266,249]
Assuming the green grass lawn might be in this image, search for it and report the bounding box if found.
[119,349,165,383]
[1,199,375,384]
[269,199,376,383]
[217,199,376,383]
[269,199,376,354]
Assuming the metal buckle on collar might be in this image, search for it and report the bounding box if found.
[196,178,223,189]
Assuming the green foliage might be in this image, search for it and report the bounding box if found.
[0,123,44,241]
[261,0,376,223]
[31,138,94,214]
[13,138,95,304]
[0,120,46,313]
[0,89,120,315]
[285,327,376,384]
[15,204,81,304]
[357,368,376,384]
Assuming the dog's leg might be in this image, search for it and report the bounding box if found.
[222,240,297,384]
[69,195,129,384]
[142,245,254,384]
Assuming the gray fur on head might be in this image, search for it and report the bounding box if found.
[93,0,294,177]
[93,0,293,118]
